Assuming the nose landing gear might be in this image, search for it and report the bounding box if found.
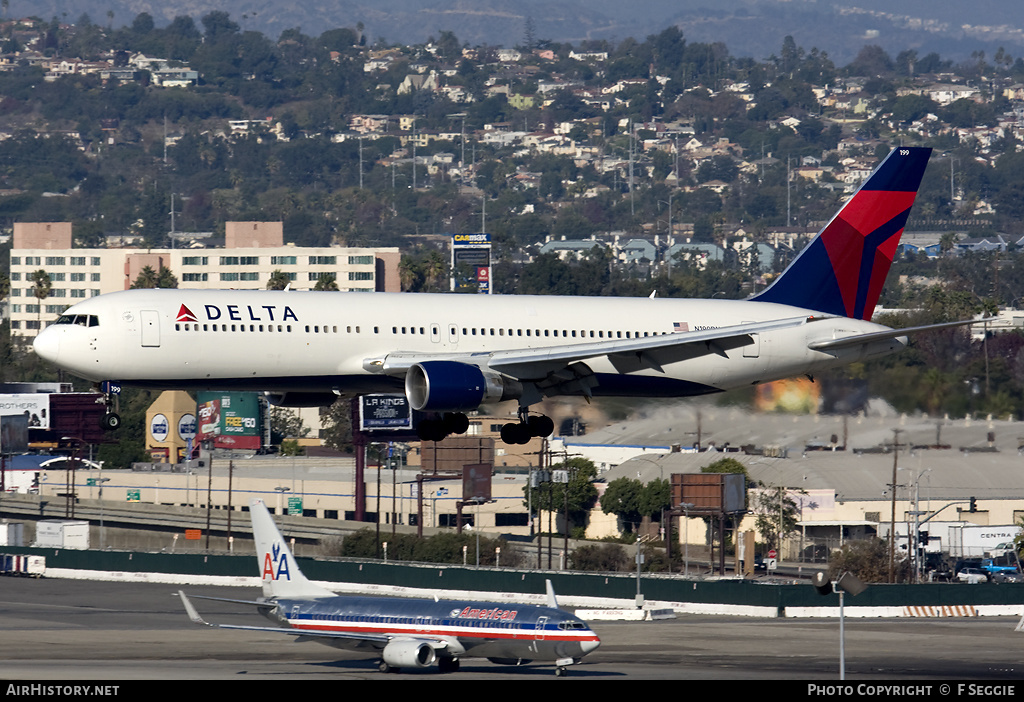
[97,381,121,431]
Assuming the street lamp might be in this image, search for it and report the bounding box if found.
[812,571,867,680]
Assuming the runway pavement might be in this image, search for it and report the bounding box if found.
[1,577,1022,682]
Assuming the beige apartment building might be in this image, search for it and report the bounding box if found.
[7,222,401,338]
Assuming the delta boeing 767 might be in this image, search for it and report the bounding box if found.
[34,147,955,444]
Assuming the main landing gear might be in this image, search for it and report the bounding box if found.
[415,410,555,446]
[416,412,470,442]
[499,411,554,446]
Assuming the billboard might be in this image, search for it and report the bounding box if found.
[450,232,492,294]
[359,394,414,432]
[0,394,50,430]
[196,392,263,450]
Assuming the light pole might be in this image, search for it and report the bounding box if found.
[95,475,109,549]
[680,502,695,576]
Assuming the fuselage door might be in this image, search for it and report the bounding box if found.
[534,615,548,641]
[741,321,760,358]
[140,310,160,348]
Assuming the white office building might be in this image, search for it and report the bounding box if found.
[7,222,401,339]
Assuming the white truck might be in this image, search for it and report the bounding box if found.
[948,524,1022,559]
[34,520,90,549]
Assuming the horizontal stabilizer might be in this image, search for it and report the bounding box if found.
[808,318,979,352]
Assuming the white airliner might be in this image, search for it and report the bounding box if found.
[178,498,601,675]
[34,147,951,444]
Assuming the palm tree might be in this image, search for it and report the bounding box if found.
[31,269,51,331]
[313,273,339,291]
[398,255,420,291]
[422,251,448,292]
[266,269,291,290]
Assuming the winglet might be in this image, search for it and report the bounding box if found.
[545,579,559,609]
[179,591,215,628]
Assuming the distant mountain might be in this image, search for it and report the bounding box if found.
[21,0,1024,65]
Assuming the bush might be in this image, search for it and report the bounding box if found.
[322,528,523,567]
[568,543,630,572]
[827,538,912,583]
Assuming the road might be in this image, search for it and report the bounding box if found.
[0,577,1022,681]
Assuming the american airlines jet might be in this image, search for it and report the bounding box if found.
[179,499,600,675]
[34,147,947,445]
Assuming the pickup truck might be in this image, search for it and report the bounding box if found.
[981,557,1020,577]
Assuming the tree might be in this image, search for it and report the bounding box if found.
[313,273,339,291]
[30,270,51,329]
[600,476,644,530]
[130,266,177,289]
[701,457,750,481]
[752,486,801,552]
[529,457,598,534]
[319,399,353,453]
[600,476,671,533]
[269,406,309,444]
[266,269,291,290]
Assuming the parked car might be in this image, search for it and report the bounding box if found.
[957,567,989,584]
[990,571,1023,583]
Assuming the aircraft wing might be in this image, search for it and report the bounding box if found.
[486,316,811,378]
[370,316,812,382]
[178,591,444,649]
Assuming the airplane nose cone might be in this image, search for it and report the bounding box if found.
[33,328,60,364]
[581,635,601,655]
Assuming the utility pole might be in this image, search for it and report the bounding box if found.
[888,428,903,583]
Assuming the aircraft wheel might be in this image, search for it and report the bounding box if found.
[443,412,470,435]
[101,412,121,431]
[378,660,400,674]
[555,666,567,677]
[438,656,460,673]
[527,415,554,438]
[417,419,448,443]
[500,422,531,445]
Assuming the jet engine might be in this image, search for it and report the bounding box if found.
[405,361,520,412]
[263,392,338,408]
[381,639,437,668]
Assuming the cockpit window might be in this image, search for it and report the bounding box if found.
[54,314,99,327]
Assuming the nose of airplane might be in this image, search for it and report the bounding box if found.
[32,327,60,365]
[581,634,601,655]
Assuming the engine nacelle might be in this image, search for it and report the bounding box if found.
[405,361,520,412]
[263,392,338,408]
[381,639,437,668]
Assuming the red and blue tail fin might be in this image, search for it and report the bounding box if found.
[751,147,931,320]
